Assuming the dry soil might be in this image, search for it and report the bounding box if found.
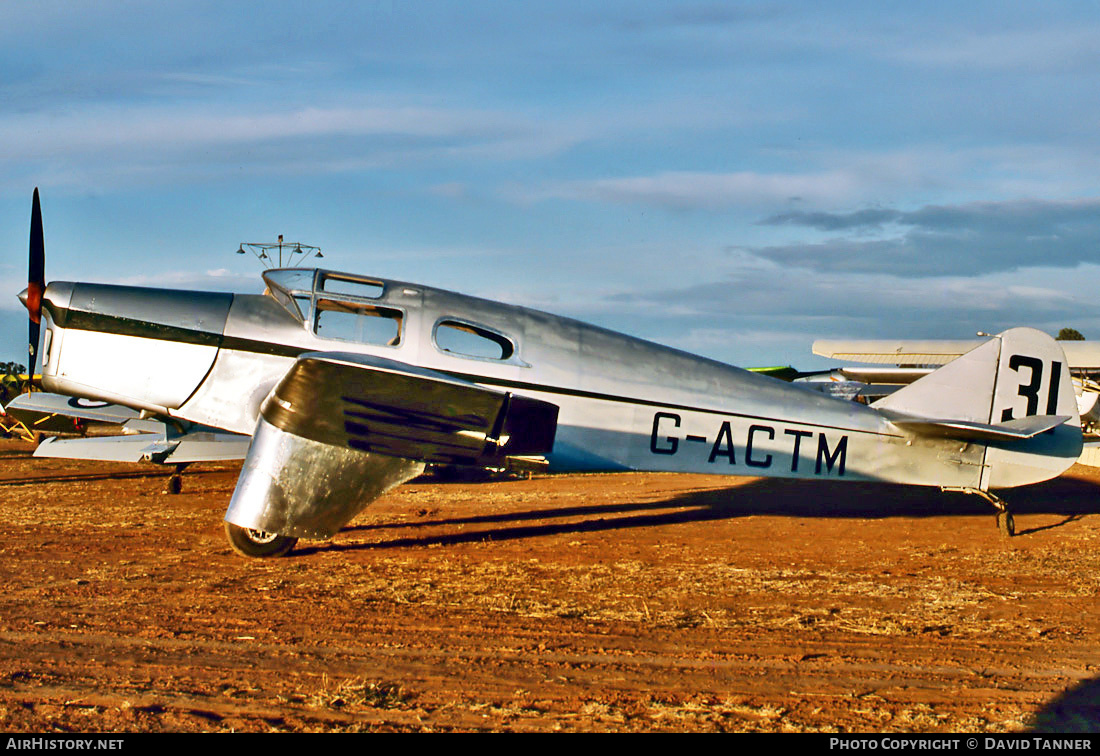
[0,440,1097,732]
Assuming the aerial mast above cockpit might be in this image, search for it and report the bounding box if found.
[236,235,323,268]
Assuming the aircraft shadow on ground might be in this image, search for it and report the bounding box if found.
[1030,675,1100,733]
[302,473,1100,555]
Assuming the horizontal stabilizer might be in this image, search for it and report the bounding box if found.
[5,391,144,425]
[35,434,155,462]
[881,411,1071,442]
[262,351,559,466]
[34,429,250,463]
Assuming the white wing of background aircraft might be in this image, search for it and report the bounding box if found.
[814,338,1100,371]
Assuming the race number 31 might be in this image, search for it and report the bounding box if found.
[1001,355,1061,421]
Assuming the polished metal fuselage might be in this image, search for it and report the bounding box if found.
[33,268,1071,492]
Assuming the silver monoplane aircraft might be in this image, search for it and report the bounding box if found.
[17,190,1083,555]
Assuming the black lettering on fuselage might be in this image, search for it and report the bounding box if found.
[708,421,736,464]
[785,429,812,472]
[815,433,847,476]
[650,412,680,455]
[745,424,774,468]
[649,413,848,477]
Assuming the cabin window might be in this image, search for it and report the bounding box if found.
[321,275,384,299]
[434,320,515,361]
[315,298,403,346]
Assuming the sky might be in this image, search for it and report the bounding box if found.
[3,1,1100,370]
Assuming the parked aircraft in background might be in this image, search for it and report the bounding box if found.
[16,190,1083,555]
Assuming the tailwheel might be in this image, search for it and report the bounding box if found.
[224,522,299,558]
[996,511,1016,538]
[941,486,1015,538]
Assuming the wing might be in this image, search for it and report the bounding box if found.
[813,338,1100,374]
[225,351,560,540]
[261,351,559,465]
[811,339,982,366]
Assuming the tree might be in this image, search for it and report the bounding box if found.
[1057,328,1086,341]
[0,361,27,407]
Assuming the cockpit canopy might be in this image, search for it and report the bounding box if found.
[263,268,384,322]
[264,268,405,347]
[263,267,524,364]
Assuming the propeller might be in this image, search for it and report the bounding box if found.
[25,188,45,374]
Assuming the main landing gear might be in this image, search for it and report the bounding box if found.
[164,464,189,495]
[942,486,1015,537]
[224,523,299,558]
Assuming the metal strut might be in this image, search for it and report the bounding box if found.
[941,486,1015,537]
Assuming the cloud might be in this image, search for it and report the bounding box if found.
[427,182,471,199]
[889,26,1100,73]
[77,268,264,294]
[753,198,1100,277]
[0,102,578,192]
[762,207,904,231]
[525,170,865,210]
[0,105,516,157]
[604,4,778,32]
[512,141,1100,215]
[595,259,1100,367]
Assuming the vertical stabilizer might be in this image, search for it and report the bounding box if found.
[871,336,1000,423]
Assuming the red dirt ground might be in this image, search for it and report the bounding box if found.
[0,439,1097,732]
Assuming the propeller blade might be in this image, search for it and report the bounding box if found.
[28,188,45,373]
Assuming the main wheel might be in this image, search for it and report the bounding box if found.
[165,474,182,495]
[224,522,299,558]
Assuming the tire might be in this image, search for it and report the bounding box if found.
[224,522,299,558]
[165,475,182,495]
